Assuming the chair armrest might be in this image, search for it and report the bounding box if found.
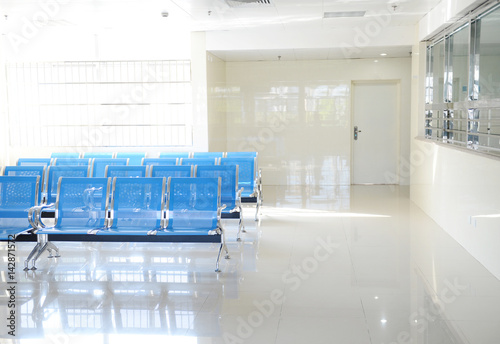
[217,204,227,221]
[28,204,55,229]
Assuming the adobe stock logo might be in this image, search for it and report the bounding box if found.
[6,0,70,53]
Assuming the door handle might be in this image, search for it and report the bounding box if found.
[354,126,362,140]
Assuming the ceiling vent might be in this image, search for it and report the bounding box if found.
[324,11,366,18]
[225,0,272,8]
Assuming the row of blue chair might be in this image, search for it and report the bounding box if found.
[50,151,257,165]
[0,175,230,272]
[3,164,246,236]
[12,156,262,219]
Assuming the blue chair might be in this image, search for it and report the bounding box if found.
[220,157,261,220]
[91,158,128,178]
[17,158,52,167]
[0,176,40,240]
[159,152,191,159]
[142,158,178,166]
[115,153,146,166]
[53,158,91,166]
[192,152,224,158]
[225,152,258,158]
[97,177,165,236]
[158,177,229,271]
[25,177,111,270]
[195,165,244,239]
[105,165,148,178]
[51,152,80,159]
[83,152,114,159]
[45,166,90,204]
[150,165,192,178]
[3,166,45,204]
[180,158,218,166]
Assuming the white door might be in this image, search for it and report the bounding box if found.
[352,81,399,184]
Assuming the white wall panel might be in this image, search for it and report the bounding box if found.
[225,58,411,186]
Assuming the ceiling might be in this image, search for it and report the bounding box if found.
[0,0,444,61]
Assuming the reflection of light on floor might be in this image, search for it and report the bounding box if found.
[263,207,390,218]
[470,214,500,218]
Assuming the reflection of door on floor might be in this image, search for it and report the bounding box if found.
[352,81,399,185]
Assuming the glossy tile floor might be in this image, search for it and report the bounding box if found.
[1,185,500,344]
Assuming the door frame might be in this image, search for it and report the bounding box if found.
[350,79,401,185]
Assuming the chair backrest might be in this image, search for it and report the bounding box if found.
[3,166,45,204]
[179,158,218,166]
[150,165,192,178]
[83,152,114,159]
[54,177,110,229]
[192,152,224,158]
[220,157,256,193]
[17,158,52,167]
[91,158,129,178]
[51,152,80,159]
[142,158,178,166]
[0,176,40,214]
[109,177,165,230]
[159,152,191,159]
[115,153,146,166]
[195,165,238,205]
[46,166,90,204]
[53,158,91,166]
[105,165,148,178]
[225,152,258,158]
[166,177,220,230]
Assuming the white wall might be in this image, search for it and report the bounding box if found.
[207,53,227,152]
[224,58,412,186]
[411,3,500,279]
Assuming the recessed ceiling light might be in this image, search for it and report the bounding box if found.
[324,11,366,18]
[380,53,387,56]
[381,319,387,324]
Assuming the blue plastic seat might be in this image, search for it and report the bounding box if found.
[162,177,221,234]
[3,166,45,204]
[159,152,191,159]
[45,166,90,204]
[159,177,228,271]
[225,152,258,158]
[25,177,111,270]
[17,158,52,167]
[142,158,178,166]
[180,158,218,166]
[83,152,114,159]
[150,165,192,178]
[196,165,245,239]
[220,157,256,198]
[115,153,146,166]
[51,152,80,159]
[53,158,91,166]
[0,176,40,240]
[91,158,128,178]
[105,165,147,178]
[192,152,224,158]
[220,157,262,220]
[97,177,165,236]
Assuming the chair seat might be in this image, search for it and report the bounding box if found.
[0,227,33,240]
[157,228,216,235]
[96,227,162,235]
[36,226,105,235]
